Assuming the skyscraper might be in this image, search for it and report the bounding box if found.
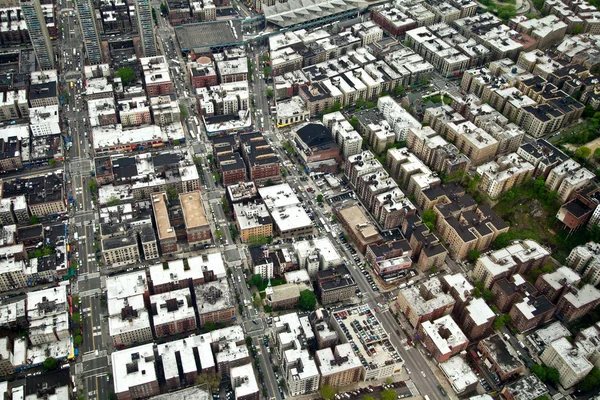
[135,0,157,57]
[75,0,102,64]
[20,0,55,70]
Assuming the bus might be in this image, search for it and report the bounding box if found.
[424,396,431,400]
[324,225,330,234]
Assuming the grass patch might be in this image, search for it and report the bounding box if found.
[264,305,272,313]
[259,292,266,299]
[256,277,286,292]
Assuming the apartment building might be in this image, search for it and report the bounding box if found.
[545,159,595,203]
[27,286,69,346]
[419,315,469,363]
[317,266,357,305]
[149,288,196,337]
[231,363,259,400]
[371,7,417,37]
[478,334,525,381]
[216,57,248,83]
[509,294,556,332]
[240,132,281,184]
[534,267,581,303]
[151,192,177,254]
[491,274,537,312]
[567,242,600,285]
[322,112,363,160]
[338,205,383,253]
[366,239,412,281]
[541,337,593,388]
[476,153,534,199]
[180,192,211,246]
[556,284,600,323]
[461,298,496,341]
[195,280,235,327]
[188,60,218,88]
[395,277,455,328]
[140,56,173,97]
[102,236,141,268]
[472,240,550,289]
[316,343,362,388]
[111,344,160,400]
[258,184,314,238]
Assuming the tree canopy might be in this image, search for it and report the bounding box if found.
[299,290,317,311]
[320,385,336,400]
[43,357,59,371]
[579,367,600,392]
[115,67,135,85]
[381,389,398,400]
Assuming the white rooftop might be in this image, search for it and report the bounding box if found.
[466,298,496,325]
[111,344,157,395]
[230,363,259,399]
[421,315,468,356]
[439,356,478,393]
[316,343,362,376]
[149,288,195,327]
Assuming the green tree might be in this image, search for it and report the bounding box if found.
[29,216,39,225]
[320,385,336,400]
[203,322,217,332]
[594,148,600,162]
[166,185,179,203]
[265,179,274,186]
[422,210,437,226]
[575,146,592,160]
[74,335,83,345]
[355,98,366,109]
[421,76,430,85]
[160,2,167,15]
[493,232,511,249]
[246,336,253,347]
[151,7,158,24]
[494,314,512,330]
[578,367,600,392]
[43,357,59,371]
[72,312,82,324]
[48,159,57,166]
[213,172,221,183]
[385,378,393,385]
[467,250,481,263]
[482,289,493,302]
[249,274,263,288]
[349,116,360,130]
[194,371,221,392]
[381,389,397,400]
[263,66,271,78]
[106,197,121,206]
[545,366,560,384]
[317,194,324,203]
[115,67,135,85]
[87,178,98,194]
[395,85,405,97]
[496,5,517,22]
[179,104,188,119]
[265,88,273,98]
[572,24,584,34]
[299,290,317,311]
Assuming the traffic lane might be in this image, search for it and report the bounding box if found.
[256,339,281,400]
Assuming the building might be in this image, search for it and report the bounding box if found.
[316,343,362,388]
[472,240,550,289]
[491,274,536,313]
[217,57,248,83]
[567,242,600,285]
[439,356,479,394]
[195,279,235,327]
[517,138,568,178]
[258,184,313,238]
[500,374,549,400]
[140,56,173,97]
[249,246,275,280]
[395,277,455,328]
[365,239,412,282]
[266,283,309,310]
[151,192,177,254]
[227,182,258,204]
[476,153,534,199]
[419,315,469,363]
[180,192,210,246]
[478,334,525,381]
[275,96,309,128]
[322,112,363,160]
[534,266,581,303]
[188,59,218,89]
[461,298,496,341]
[230,363,259,400]
[316,266,356,305]
[240,133,280,184]
[556,284,600,323]
[234,202,273,243]
[546,159,595,203]
[337,205,383,253]
[2,174,65,217]
[219,152,247,187]
[106,271,152,347]
[111,344,160,400]
[294,237,343,278]
[294,123,341,173]
[330,305,404,380]
[26,286,69,346]
[102,236,140,268]
[135,0,157,57]
[509,295,556,332]
[21,0,54,69]
[149,288,196,337]
[540,337,593,388]
[75,0,102,64]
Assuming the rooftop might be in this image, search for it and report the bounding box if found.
[465,298,495,326]
[439,356,478,393]
[194,279,235,316]
[316,342,362,376]
[179,191,208,229]
[175,20,243,51]
[230,363,259,398]
[421,315,468,356]
[111,344,157,395]
[150,288,195,326]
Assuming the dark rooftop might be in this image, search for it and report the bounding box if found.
[296,123,337,152]
[562,198,593,219]
[112,156,138,181]
[175,20,244,51]
[17,224,43,241]
[29,81,57,100]
[367,239,411,258]
[25,368,70,396]
[218,152,246,172]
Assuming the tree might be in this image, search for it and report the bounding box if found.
[72,312,82,324]
[421,76,430,85]
[381,389,397,400]
[265,88,273,98]
[203,322,217,332]
[159,2,167,15]
[349,116,360,130]
[422,210,436,226]
[29,216,39,225]
[579,367,600,392]
[299,290,317,311]
[467,250,481,263]
[496,5,517,22]
[395,85,405,97]
[316,194,324,203]
[87,178,98,194]
[249,274,263,288]
[166,185,179,203]
[115,67,135,85]
[576,146,592,160]
[546,366,560,384]
[482,289,493,302]
[265,179,274,186]
[43,357,59,371]
[151,7,158,24]
[74,335,83,345]
[385,377,393,385]
[494,314,512,330]
[263,66,271,78]
[194,371,221,392]
[493,232,511,250]
[106,197,120,206]
[48,159,57,166]
[246,336,253,347]
[320,385,336,400]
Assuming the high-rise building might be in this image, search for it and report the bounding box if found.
[75,0,102,64]
[136,0,157,57]
[20,0,55,70]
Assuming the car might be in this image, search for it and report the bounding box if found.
[406,367,411,374]
[421,371,426,378]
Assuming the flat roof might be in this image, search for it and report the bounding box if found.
[188,253,226,279]
[180,191,208,229]
[230,363,259,398]
[421,315,468,356]
[465,298,495,325]
[111,344,157,395]
[106,271,149,301]
[439,356,478,393]
[151,192,176,241]
[175,20,243,51]
[194,279,235,315]
[150,288,195,327]
[316,343,362,376]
